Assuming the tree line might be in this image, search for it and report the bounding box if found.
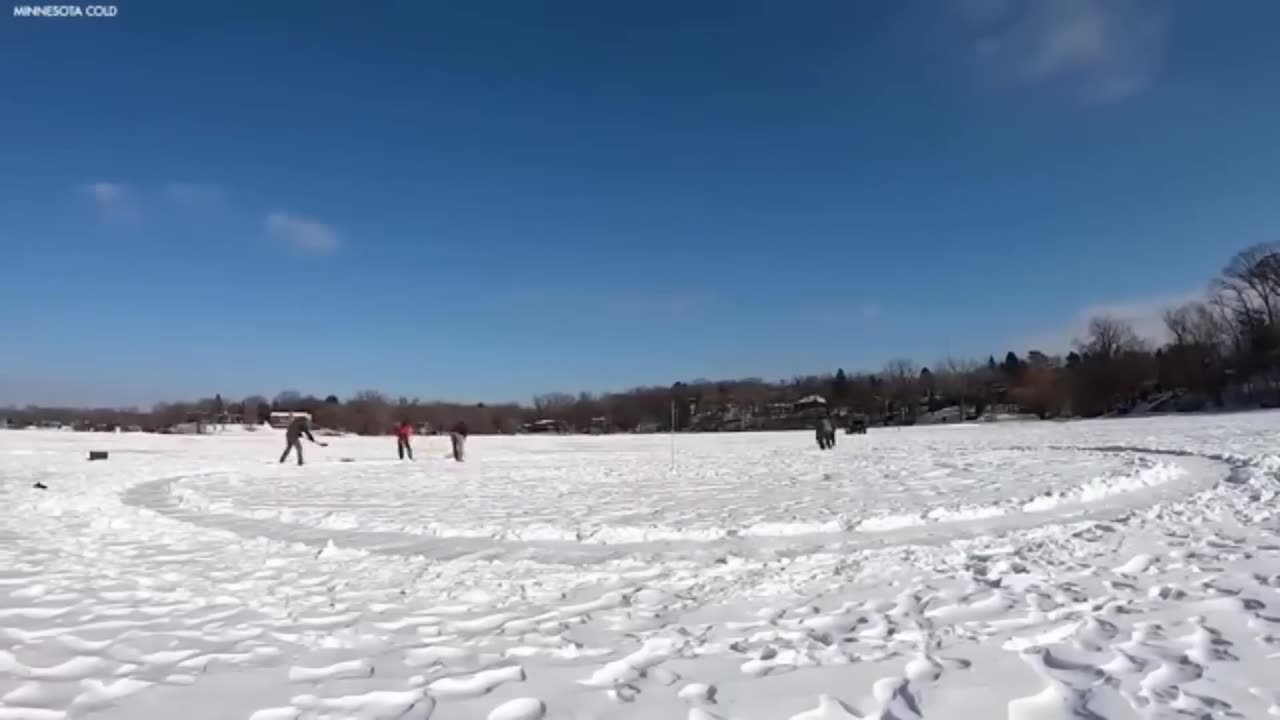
[5,244,1279,434]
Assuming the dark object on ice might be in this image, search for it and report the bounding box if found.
[816,417,836,450]
[449,421,468,462]
[846,415,868,435]
[33,481,48,490]
[88,450,109,461]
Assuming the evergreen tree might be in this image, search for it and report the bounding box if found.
[831,368,849,405]
[1002,351,1024,380]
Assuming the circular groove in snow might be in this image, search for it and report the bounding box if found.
[121,443,1229,562]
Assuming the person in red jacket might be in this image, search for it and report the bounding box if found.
[395,420,414,460]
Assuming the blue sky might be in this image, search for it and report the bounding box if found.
[2,0,1279,407]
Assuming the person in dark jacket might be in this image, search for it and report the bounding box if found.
[280,415,326,466]
[395,420,414,460]
[449,421,468,462]
[816,416,836,450]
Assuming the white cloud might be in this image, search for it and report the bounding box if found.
[165,182,223,206]
[1019,289,1203,354]
[964,0,1169,101]
[85,181,139,223]
[266,211,339,253]
[88,181,124,204]
[85,181,226,221]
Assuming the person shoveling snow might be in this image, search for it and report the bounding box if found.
[279,415,327,466]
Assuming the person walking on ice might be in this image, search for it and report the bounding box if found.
[816,415,836,450]
[395,420,414,460]
[280,415,326,466]
[449,420,468,462]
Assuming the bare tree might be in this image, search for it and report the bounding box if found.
[1214,243,1280,328]
[883,358,918,383]
[1011,364,1065,419]
[345,390,392,435]
[532,393,576,419]
[1067,315,1156,415]
[1164,302,1227,354]
[1077,316,1146,359]
[881,358,919,419]
[937,356,981,415]
[1163,305,1194,347]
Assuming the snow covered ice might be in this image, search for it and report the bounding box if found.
[1,413,1279,719]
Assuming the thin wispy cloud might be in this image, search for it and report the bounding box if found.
[85,181,140,223]
[266,211,339,253]
[962,0,1170,101]
[84,181,227,221]
[1018,289,1201,354]
[88,181,125,204]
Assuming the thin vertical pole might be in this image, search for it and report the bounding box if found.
[670,399,676,471]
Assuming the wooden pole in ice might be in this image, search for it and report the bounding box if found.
[670,399,676,471]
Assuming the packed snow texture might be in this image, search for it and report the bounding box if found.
[1,413,1279,719]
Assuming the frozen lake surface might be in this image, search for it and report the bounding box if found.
[1,413,1279,719]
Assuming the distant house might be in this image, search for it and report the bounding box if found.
[522,419,566,434]
[267,411,311,429]
[793,395,827,412]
